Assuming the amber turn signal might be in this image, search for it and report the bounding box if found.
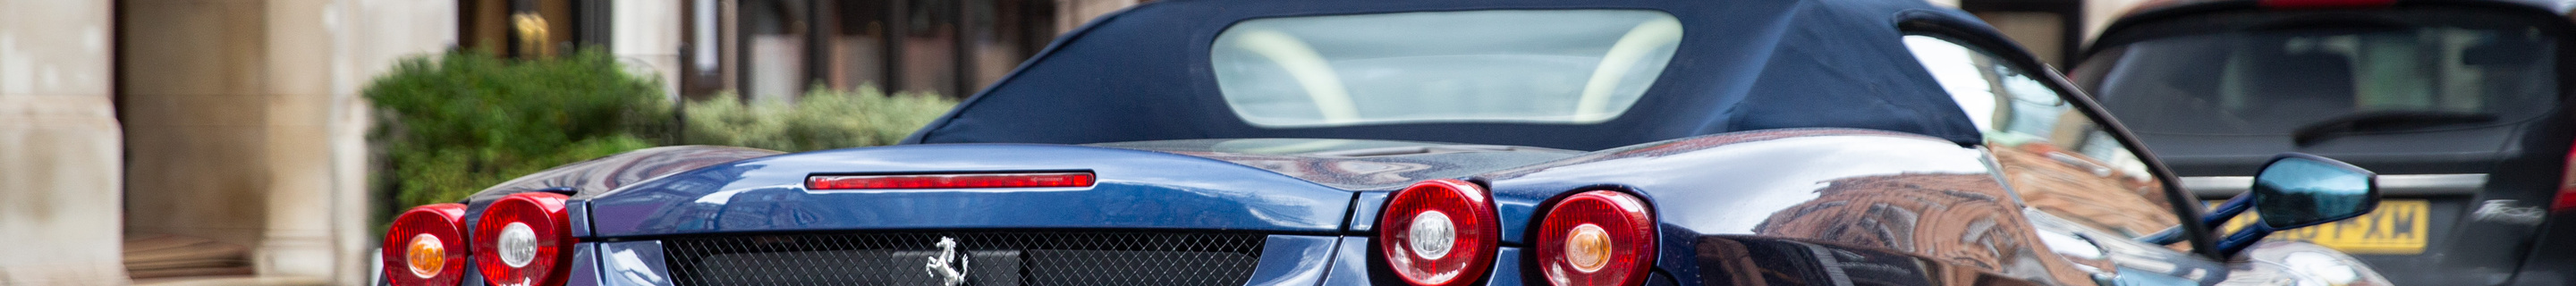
[1536,190,1656,286]
[404,234,446,278]
[1563,223,1613,272]
[383,203,468,286]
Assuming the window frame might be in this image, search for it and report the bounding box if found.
[1899,20,2225,259]
[1206,9,1686,128]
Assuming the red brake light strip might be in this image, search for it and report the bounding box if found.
[808,172,1097,189]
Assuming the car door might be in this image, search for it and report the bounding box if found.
[1896,21,2237,286]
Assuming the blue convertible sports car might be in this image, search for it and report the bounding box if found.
[379,0,2396,285]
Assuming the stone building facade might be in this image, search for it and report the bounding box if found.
[113,0,454,284]
[0,1,123,284]
[0,0,1142,284]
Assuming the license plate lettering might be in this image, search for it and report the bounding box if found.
[2209,199,2428,255]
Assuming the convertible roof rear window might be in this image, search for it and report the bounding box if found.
[1211,10,1683,128]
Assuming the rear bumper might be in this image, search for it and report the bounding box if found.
[537,235,1582,286]
[555,235,1383,286]
[2504,211,2576,286]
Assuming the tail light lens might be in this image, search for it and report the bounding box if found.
[1378,179,1500,286]
[1536,190,1657,286]
[474,192,576,286]
[385,203,469,286]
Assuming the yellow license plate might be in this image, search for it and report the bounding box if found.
[2209,199,2429,255]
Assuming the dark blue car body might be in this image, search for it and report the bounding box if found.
[383,0,2394,285]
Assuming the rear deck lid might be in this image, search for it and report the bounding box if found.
[582,144,1360,238]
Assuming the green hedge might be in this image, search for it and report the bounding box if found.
[680,86,958,152]
[367,49,672,208]
[368,50,961,211]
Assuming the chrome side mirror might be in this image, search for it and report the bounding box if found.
[2218,153,2379,257]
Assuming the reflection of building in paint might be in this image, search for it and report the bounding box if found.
[1753,172,2093,285]
[1992,141,2179,237]
[1696,237,2036,286]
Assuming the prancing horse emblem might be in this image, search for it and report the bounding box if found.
[925,237,970,285]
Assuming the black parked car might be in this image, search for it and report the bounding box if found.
[2075,0,2572,284]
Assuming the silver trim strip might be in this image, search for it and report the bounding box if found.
[2182,173,2487,198]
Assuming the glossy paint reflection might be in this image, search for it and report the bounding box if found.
[1697,236,2046,286]
[564,243,599,286]
[1488,130,1993,238]
[1990,141,2179,237]
[595,240,674,286]
[1242,235,1338,286]
[583,144,1354,237]
[2240,241,2391,286]
[493,146,784,198]
[2029,207,2229,285]
[1093,139,1581,190]
[1479,129,2093,286]
[454,146,783,236]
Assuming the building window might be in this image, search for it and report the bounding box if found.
[902,0,960,96]
[1960,0,2082,66]
[741,0,809,101]
[460,0,606,58]
[829,0,894,91]
[682,0,1059,99]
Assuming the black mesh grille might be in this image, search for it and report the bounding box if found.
[661,231,1268,285]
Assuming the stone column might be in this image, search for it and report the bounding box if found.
[120,0,451,283]
[258,0,455,283]
[321,1,454,284]
[0,0,128,284]
[254,0,343,280]
[616,0,685,100]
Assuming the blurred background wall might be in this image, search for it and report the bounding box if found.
[114,0,453,284]
[1928,0,2155,66]
[0,0,124,284]
[3,1,1143,284]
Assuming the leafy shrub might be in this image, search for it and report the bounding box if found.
[367,49,670,208]
[368,49,961,214]
[679,85,958,152]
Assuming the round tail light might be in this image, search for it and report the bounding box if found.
[1536,190,1657,286]
[385,203,468,286]
[474,192,575,286]
[1378,179,1500,286]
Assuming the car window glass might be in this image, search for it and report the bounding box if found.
[1904,35,2182,240]
[1210,10,1682,128]
[2086,10,2558,135]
